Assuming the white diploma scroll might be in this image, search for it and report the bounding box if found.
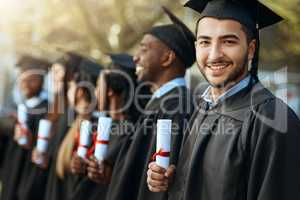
[156,119,172,169]
[36,119,52,153]
[94,117,113,161]
[17,104,28,145]
[77,120,93,158]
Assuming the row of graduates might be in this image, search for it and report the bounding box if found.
[0,6,195,200]
[0,51,149,200]
[1,1,300,200]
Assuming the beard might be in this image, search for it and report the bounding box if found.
[198,52,249,89]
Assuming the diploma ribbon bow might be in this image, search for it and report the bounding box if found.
[38,135,50,141]
[16,120,30,137]
[152,148,170,161]
[95,131,109,145]
[96,140,109,145]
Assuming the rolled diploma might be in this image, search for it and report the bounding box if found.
[94,117,112,161]
[77,120,93,158]
[17,104,28,145]
[156,119,172,169]
[36,119,52,153]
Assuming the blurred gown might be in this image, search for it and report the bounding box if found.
[43,112,69,200]
[106,86,194,200]
[68,120,134,200]
[1,98,48,200]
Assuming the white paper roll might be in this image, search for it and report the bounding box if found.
[36,119,52,153]
[156,119,172,169]
[77,147,88,158]
[17,104,29,146]
[77,120,93,158]
[17,104,28,127]
[36,139,48,153]
[94,117,112,161]
[35,156,44,165]
[18,136,28,146]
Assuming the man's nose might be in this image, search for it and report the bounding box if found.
[208,42,224,61]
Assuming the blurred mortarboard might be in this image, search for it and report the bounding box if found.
[146,6,196,68]
[184,0,283,30]
[78,58,102,78]
[54,49,84,71]
[16,55,51,71]
[107,53,135,70]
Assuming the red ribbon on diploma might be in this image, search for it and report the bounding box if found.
[75,131,98,157]
[78,144,89,149]
[38,136,49,141]
[16,121,30,137]
[152,148,170,161]
[96,140,109,145]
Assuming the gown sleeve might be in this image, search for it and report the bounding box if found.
[245,99,300,200]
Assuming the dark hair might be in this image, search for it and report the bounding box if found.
[54,52,84,98]
[241,24,259,80]
[73,71,96,105]
[103,67,138,120]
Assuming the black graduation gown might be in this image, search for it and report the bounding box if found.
[0,99,48,200]
[0,116,15,177]
[15,99,49,200]
[43,112,69,200]
[106,86,194,200]
[68,120,132,200]
[168,81,300,200]
[63,115,100,200]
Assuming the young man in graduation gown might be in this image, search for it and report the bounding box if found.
[101,7,195,200]
[147,0,300,200]
[0,55,50,200]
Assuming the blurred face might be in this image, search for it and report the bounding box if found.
[50,63,66,93]
[67,80,77,107]
[195,18,255,88]
[134,34,166,82]
[74,88,91,115]
[19,71,43,99]
[51,63,66,82]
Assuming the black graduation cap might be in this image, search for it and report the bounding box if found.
[16,55,51,71]
[107,53,135,70]
[146,6,196,68]
[78,58,102,78]
[107,53,137,83]
[54,51,85,72]
[184,0,283,30]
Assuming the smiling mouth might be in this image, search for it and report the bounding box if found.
[135,65,143,75]
[207,63,231,71]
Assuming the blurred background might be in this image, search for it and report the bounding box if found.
[0,0,299,116]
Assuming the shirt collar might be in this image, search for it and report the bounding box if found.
[202,75,251,108]
[24,90,47,108]
[151,77,186,99]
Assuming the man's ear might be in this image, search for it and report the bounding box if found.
[248,39,256,60]
[161,50,176,68]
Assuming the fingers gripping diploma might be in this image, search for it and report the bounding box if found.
[70,153,89,175]
[147,162,176,192]
[31,148,49,169]
[87,156,112,184]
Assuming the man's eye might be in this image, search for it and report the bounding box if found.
[198,40,210,46]
[223,40,236,45]
[140,47,147,52]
